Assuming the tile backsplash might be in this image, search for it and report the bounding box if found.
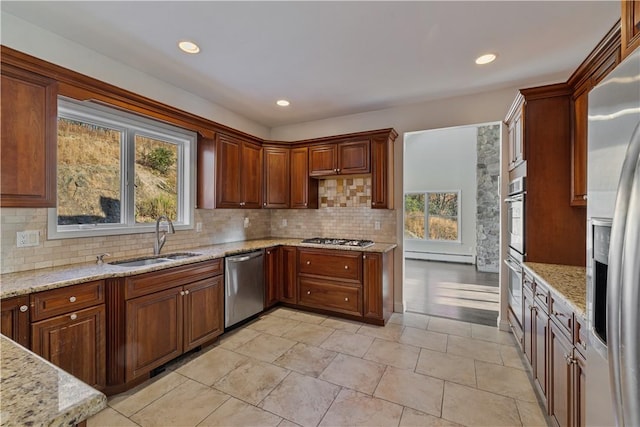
[1,178,397,274]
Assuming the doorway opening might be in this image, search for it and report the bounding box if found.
[402,123,501,326]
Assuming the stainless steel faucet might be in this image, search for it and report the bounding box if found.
[154,215,175,255]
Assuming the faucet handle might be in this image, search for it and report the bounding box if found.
[96,253,111,264]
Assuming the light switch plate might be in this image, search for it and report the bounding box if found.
[17,230,40,247]
[374,221,381,230]
[196,222,202,232]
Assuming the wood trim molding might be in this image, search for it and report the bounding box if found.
[520,83,573,101]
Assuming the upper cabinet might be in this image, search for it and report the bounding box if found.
[309,139,370,176]
[371,131,396,209]
[216,133,262,209]
[263,145,290,209]
[290,146,318,209]
[622,0,640,59]
[0,63,57,207]
[505,94,525,172]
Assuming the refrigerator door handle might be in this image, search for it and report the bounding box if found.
[609,121,640,427]
[620,124,640,427]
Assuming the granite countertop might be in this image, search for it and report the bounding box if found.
[523,262,587,317]
[1,238,397,299]
[0,335,106,426]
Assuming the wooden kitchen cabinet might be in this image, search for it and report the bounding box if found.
[506,96,525,171]
[363,251,393,324]
[280,246,298,303]
[290,147,318,209]
[309,140,370,176]
[371,132,395,209]
[183,277,224,351]
[216,133,262,208]
[30,280,106,389]
[263,146,290,208]
[622,0,640,59]
[1,295,31,347]
[0,63,57,207]
[264,246,281,307]
[549,320,574,427]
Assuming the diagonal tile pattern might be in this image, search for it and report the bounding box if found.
[88,308,547,427]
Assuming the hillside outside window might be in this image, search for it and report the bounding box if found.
[48,97,195,239]
[404,191,460,241]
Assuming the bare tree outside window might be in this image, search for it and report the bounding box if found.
[404,191,459,241]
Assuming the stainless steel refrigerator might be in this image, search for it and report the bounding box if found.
[586,47,640,427]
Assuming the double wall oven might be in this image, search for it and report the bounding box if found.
[504,177,525,328]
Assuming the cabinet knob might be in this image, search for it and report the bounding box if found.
[344,265,349,270]
[307,290,311,295]
[583,195,587,200]
[69,296,77,303]
[70,313,77,321]
[264,203,267,206]
[267,251,271,255]
[180,290,185,296]
[344,297,349,302]
[363,255,366,259]
[304,203,307,206]
[306,261,311,265]
[19,305,28,313]
[337,168,341,173]
[372,202,376,206]
[185,290,190,295]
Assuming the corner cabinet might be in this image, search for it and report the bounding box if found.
[263,146,290,208]
[216,133,263,208]
[0,61,57,207]
[371,131,396,209]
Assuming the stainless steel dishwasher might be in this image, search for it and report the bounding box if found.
[225,249,264,328]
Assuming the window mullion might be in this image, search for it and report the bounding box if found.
[124,130,136,226]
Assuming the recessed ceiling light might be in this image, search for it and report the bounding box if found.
[475,53,497,65]
[276,99,290,107]
[178,41,200,54]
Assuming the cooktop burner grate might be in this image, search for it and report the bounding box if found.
[301,237,375,248]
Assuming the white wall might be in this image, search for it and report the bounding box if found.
[0,12,269,139]
[271,87,521,313]
[404,126,477,258]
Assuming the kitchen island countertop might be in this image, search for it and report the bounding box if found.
[0,334,106,426]
[1,238,397,299]
[523,262,586,317]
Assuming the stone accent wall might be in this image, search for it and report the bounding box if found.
[476,124,501,272]
[319,177,370,208]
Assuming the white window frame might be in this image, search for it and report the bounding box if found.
[48,97,196,239]
[403,190,462,243]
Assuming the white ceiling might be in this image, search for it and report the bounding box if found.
[1,1,620,128]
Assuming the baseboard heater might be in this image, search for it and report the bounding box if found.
[404,251,476,264]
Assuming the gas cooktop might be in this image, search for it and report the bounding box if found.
[301,237,375,248]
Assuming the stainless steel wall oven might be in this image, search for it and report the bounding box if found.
[504,176,526,327]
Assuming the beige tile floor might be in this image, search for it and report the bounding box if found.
[88,308,548,427]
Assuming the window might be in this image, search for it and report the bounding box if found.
[404,191,460,241]
[49,98,196,239]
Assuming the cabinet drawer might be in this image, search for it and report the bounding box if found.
[574,313,588,355]
[31,280,104,322]
[533,280,550,314]
[125,259,223,299]
[523,272,535,293]
[298,278,362,316]
[550,293,573,338]
[298,249,362,283]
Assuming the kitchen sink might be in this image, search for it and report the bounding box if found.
[109,252,201,267]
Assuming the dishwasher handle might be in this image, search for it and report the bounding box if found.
[226,250,263,263]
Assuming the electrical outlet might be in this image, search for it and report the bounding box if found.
[17,230,40,247]
[243,217,250,228]
[374,221,381,230]
[196,222,202,232]
[282,219,287,227]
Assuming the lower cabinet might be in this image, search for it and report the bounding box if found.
[363,252,393,322]
[280,246,298,304]
[0,295,30,347]
[30,280,106,389]
[264,246,281,308]
[549,320,574,427]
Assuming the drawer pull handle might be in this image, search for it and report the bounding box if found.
[581,341,587,350]
[307,290,311,295]
[554,311,567,318]
[70,313,77,321]
[344,265,349,270]
[69,296,77,303]
[344,297,349,302]
[19,305,28,313]
[306,261,311,265]
[535,292,546,298]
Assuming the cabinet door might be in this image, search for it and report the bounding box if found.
[196,134,216,209]
[1,295,30,347]
[263,147,289,208]
[183,277,224,351]
[125,287,183,381]
[241,141,263,208]
[1,66,57,207]
[622,0,640,59]
[309,144,337,176]
[264,247,281,307]
[522,289,534,366]
[362,252,385,321]
[571,90,588,206]
[281,246,297,303]
[533,303,548,398]
[31,305,106,388]
[574,349,586,427]
[290,147,318,209]
[338,140,370,174]
[371,135,393,209]
[216,134,242,208]
[549,321,574,427]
